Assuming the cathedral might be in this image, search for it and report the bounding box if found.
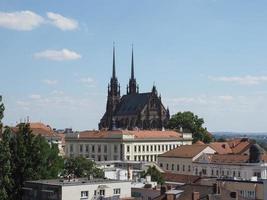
[99,46,170,130]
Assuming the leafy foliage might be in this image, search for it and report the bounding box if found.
[141,166,165,185]
[63,157,104,179]
[0,128,13,199]
[167,111,213,143]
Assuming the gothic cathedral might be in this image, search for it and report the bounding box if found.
[99,46,170,130]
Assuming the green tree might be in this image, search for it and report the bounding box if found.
[141,166,165,185]
[167,111,212,143]
[0,128,13,199]
[64,157,104,178]
[10,123,64,200]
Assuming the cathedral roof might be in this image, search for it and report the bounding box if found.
[114,92,152,116]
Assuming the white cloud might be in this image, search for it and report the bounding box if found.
[34,49,81,61]
[80,77,95,87]
[29,94,41,99]
[209,75,267,85]
[0,10,44,31]
[47,12,78,31]
[43,79,58,85]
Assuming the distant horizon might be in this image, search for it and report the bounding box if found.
[2,1,267,132]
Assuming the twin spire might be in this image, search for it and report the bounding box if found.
[111,44,138,95]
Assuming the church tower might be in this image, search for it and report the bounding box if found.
[105,45,120,129]
[127,46,138,94]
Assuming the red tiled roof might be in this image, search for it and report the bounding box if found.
[163,172,200,184]
[159,144,209,158]
[76,130,182,140]
[209,142,232,154]
[205,154,249,164]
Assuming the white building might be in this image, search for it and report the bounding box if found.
[158,144,216,175]
[22,178,132,200]
[65,129,192,162]
[193,153,267,180]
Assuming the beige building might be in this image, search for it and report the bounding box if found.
[216,179,267,200]
[65,129,192,162]
[22,178,132,200]
[158,144,216,175]
[193,153,267,180]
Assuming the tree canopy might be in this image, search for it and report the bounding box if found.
[141,166,165,185]
[167,111,212,143]
[63,157,104,179]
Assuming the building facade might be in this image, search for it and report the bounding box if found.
[22,179,131,200]
[99,46,170,130]
[65,130,192,162]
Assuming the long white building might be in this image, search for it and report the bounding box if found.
[65,129,192,162]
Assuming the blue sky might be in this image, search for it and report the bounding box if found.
[1,0,267,132]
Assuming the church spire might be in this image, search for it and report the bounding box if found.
[127,45,138,95]
[112,43,116,79]
[131,45,134,79]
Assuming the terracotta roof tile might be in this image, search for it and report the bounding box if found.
[76,130,182,140]
[159,144,208,158]
[205,154,249,164]
[209,142,232,154]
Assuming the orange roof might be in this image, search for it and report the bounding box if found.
[231,141,251,154]
[159,144,209,158]
[195,140,205,145]
[204,154,249,164]
[12,122,60,138]
[209,142,232,154]
[76,130,182,140]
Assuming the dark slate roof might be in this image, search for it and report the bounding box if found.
[114,92,151,116]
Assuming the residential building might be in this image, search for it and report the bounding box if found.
[22,178,132,200]
[158,144,216,175]
[193,144,267,180]
[216,178,267,200]
[65,129,192,162]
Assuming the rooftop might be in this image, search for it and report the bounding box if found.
[25,178,131,187]
[159,144,209,158]
[66,129,184,141]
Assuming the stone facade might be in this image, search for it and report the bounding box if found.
[99,46,170,130]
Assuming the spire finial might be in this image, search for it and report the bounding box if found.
[112,42,116,78]
[131,44,134,79]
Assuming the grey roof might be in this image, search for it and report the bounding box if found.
[115,93,151,116]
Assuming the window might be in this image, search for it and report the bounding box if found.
[126,156,130,160]
[142,145,145,152]
[98,155,101,161]
[162,145,164,151]
[104,145,107,153]
[114,145,118,153]
[70,144,73,152]
[134,146,137,152]
[154,145,157,151]
[85,145,89,152]
[177,165,179,171]
[158,145,161,151]
[160,163,163,167]
[92,145,95,153]
[100,189,105,196]
[138,145,141,152]
[147,145,149,152]
[80,145,83,153]
[134,156,137,161]
[188,165,191,172]
[211,169,214,176]
[182,165,185,171]
[171,164,174,170]
[166,164,169,170]
[165,145,168,150]
[98,145,101,153]
[127,145,130,153]
[114,188,121,195]
[81,191,88,199]
[104,155,107,161]
[114,155,118,160]
[91,155,95,160]
[151,145,153,151]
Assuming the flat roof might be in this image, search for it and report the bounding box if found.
[25,178,131,187]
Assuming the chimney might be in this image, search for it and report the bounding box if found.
[192,192,200,200]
